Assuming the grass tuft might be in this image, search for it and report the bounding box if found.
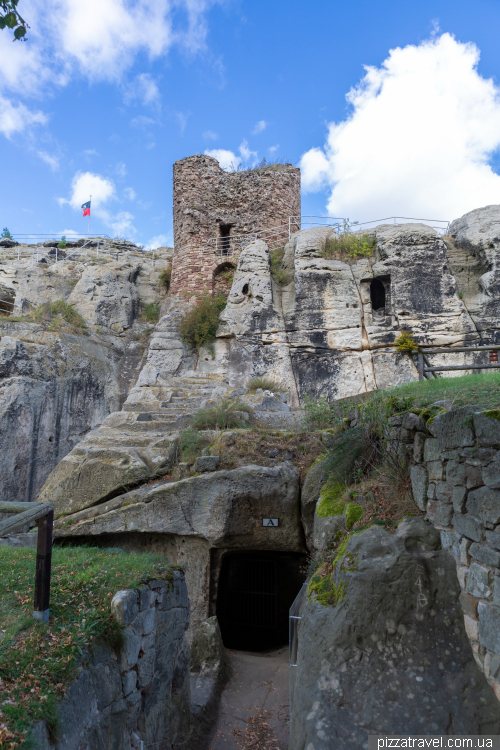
[190,399,252,430]
[141,302,160,324]
[246,376,287,394]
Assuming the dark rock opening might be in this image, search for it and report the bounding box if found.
[216,551,305,651]
[370,278,386,311]
[219,223,233,255]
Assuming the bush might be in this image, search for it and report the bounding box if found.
[319,233,375,263]
[190,399,251,430]
[57,235,67,249]
[179,295,226,349]
[142,302,160,324]
[246,376,287,394]
[1,227,13,239]
[395,330,418,352]
[159,267,171,293]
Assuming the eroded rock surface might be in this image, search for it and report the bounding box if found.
[290,518,500,749]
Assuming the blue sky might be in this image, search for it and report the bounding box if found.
[2,0,500,247]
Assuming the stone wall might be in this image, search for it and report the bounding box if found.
[410,406,500,697]
[32,571,192,750]
[170,154,300,297]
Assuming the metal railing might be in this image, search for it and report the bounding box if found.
[351,216,450,235]
[415,345,500,380]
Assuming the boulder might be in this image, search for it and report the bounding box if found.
[290,518,500,749]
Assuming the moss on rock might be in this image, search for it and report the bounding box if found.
[316,482,345,517]
[344,502,363,530]
[483,409,500,421]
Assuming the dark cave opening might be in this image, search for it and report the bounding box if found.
[216,551,305,651]
[370,278,386,311]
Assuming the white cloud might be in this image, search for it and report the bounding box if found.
[144,233,173,250]
[0,95,47,138]
[130,115,158,128]
[174,110,190,135]
[124,73,160,106]
[268,144,279,154]
[300,33,500,222]
[0,0,216,138]
[205,148,241,171]
[115,162,127,177]
[109,211,136,238]
[252,119,267,135]
[37,150,60,171]
[61,171,116,210]
[123,187,137,200]
[59,170,139,238]
[203,130,218,140]
[239,139,257,164]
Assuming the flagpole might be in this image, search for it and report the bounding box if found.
[88,195,91,238]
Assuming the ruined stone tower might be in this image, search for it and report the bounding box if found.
[170,154,301,296]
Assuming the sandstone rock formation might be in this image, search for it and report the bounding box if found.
[290,518,500,749]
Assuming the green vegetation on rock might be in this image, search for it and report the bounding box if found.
[190,399,251,430]
[21,300,88,335]
[269,246,288,286]
[179,294,226,349]
[344,502,363,530]
[483,409,500,421]
[0,546,177,746]
[395,330,418,352]
[319,233,375,262]
[159,267,171,293]
[316,482,345,517]
[141,302,160,324]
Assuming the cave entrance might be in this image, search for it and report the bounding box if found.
[370,278,386,311]
[216,551,305,651]
[219,223,233,255]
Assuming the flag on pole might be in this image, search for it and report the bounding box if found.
[82,201,91,217]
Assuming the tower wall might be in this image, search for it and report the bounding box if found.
[170,154,301,297]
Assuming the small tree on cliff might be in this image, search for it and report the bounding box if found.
[1,227,13,239]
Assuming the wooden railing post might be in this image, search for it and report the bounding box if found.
[33,509,53,623]
[417,351,424,381]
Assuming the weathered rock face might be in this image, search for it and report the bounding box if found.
[448,205,500,343]
[290,518,500,750]
[196,218,483,403]
[0,323,135,503]
[32,571,192,750]
[51,461,303,629]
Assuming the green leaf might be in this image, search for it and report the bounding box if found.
[5,12,17,27]
[0,17,6,29]
[14,24,25,38]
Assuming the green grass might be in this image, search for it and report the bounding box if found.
[0,546,176,747]
[158,267,171,293]
[380,370,500,412]
[9,301,88,336]
[179,428,210,460]
[141,302,160,324]
[269,247,288,286]
[190,399,252,430]
[319,233,376,263]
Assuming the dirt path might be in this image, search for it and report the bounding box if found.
[208,647,290,750]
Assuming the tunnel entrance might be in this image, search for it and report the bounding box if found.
[216,551,306,651]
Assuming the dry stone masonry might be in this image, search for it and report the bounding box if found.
[170,154,300,297]
[32,571,192,750]
[410,406,500,698]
